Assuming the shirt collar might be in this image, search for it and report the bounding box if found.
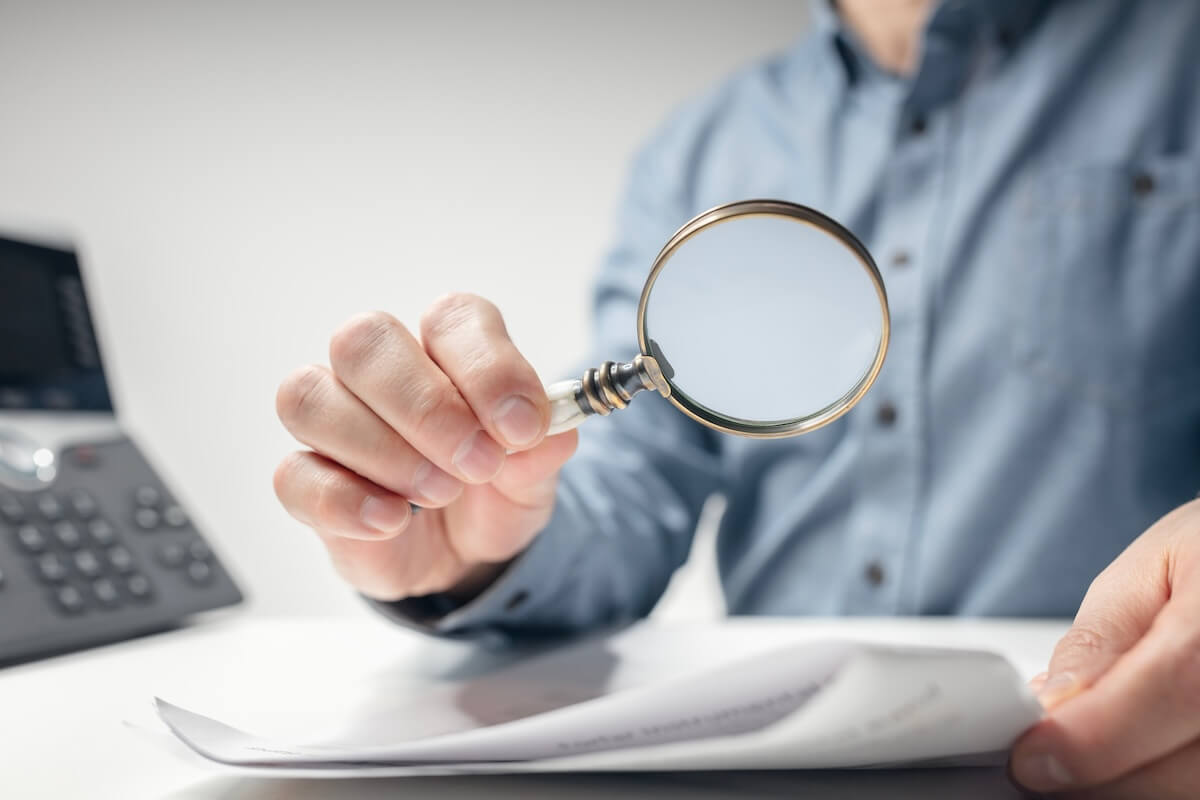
[809,0,1053,85]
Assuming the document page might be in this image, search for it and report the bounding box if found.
[156,628,1042,774]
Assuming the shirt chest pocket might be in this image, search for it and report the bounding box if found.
[1008,153,1200,412]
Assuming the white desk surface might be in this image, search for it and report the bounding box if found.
[2,613,1069,799]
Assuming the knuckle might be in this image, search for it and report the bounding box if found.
[311,470,351,524]
[1051,623,1110,667]
[329,310,400,372]
[272,451,308,504]
[406,380,465,435]
[276,365,329,429]
[419,292,496,341]
[459,345,501,380]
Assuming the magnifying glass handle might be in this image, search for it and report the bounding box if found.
[546,379,591,436]
[544,355,671,437]
[411,356,668,515]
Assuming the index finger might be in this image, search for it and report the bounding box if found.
[329,310,506,485]
[419,293,550,452]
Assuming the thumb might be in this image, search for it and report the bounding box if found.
[441,429,579,565]
[489,428,580,507]
[1039,536,1170,708]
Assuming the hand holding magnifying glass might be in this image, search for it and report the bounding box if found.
[274,199,889,601]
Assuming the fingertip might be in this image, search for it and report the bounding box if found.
[452,429,507,483]
[411,459,465,506]
[273,450,318,509]
[272,453,296,502]
[1037,672,1084,710]
[1009,748,1076,795]
[358,494,413,538]
[492,394,547,450]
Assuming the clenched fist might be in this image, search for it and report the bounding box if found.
[273,293,578,602]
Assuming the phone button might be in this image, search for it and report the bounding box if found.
[73,549,103,578]
[186,561,213,585]
[16,524,47,554]
[125,573,154,601]
[36,553,69,583]
[0,496,26,524]
[54,585,86,615]
[92,578,120,608]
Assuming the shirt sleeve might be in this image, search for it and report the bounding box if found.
[369,116,728,640]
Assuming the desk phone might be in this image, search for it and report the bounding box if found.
[0,236,242,665]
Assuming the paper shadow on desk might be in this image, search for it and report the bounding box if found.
[329,631,622,741]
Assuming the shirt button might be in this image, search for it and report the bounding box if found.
[864,561,886,587]
[891,250,912,269]
[1132,172,1155,197]
[909,114,927,135]
[876,402,898,427]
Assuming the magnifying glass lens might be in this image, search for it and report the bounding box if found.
[639,204,888,436]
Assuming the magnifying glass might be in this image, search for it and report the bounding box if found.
[544,199,890,439]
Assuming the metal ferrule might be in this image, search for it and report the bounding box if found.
[574,354,670,418]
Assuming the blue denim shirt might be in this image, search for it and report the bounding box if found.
[380,0,1200,635]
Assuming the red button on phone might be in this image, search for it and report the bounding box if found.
[71,446,99,468]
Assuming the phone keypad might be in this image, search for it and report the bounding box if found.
[0,436,241,664]
[2,486,167,616]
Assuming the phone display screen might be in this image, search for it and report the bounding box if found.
[0,237,113,411]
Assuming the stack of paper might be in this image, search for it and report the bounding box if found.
[157,628,1042,776]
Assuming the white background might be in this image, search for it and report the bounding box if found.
[0,0,809,617]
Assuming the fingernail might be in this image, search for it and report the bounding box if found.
[1011,752,1073,792]
[492,395,542,448]
[1037,671,1080,708]
[452,430,505,482]
[412,459,463,505]
[360,495,410,534]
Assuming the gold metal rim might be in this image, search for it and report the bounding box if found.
[635,199,891,439]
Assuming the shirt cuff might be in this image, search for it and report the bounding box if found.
[365,492,585,640]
